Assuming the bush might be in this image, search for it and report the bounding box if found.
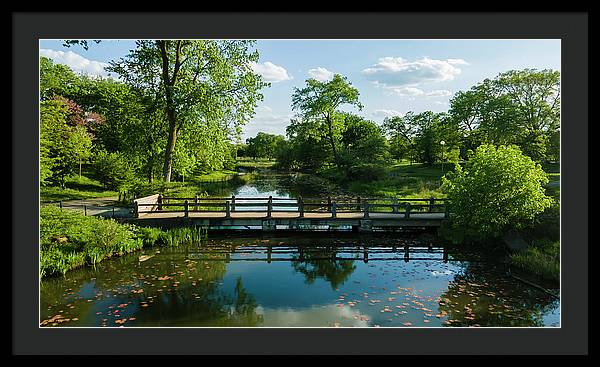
[346,164,387,182]
[92,150,136,191]
[441,144,553,240]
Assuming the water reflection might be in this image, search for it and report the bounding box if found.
[291,248,357,290]
[40,237,559,327]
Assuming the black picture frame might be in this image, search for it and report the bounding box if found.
[13,12,588,355]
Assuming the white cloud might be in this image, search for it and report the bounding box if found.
[39,48,110,78]
[447,58,470,65]
[372,109,404,119]
[425,89,452,97]
[389,86,426,96]
[251,61,292,83]
[308,67,335,82]
[362,56,467,87]
[386,86,452,98]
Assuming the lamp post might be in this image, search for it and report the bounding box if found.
[440,140,446,176]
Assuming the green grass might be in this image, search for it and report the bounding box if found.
[41,175,118,202]
[510,239,560,283]
[320,161,456,199]
[236,157,277,171]
[40,205,207,278]
[193,169,239,182]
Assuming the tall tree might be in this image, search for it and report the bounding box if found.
[108,40,267,182]
[291,74,362,167]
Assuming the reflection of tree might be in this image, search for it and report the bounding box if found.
[41,246,263,327]
[438,262,557,327]
[292,247,357,290]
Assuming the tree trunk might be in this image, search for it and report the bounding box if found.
[158,40,182,183]
[79,159,82,178]
[162,114,178,182]
[325,113,340,167]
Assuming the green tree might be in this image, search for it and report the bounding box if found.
[108,40,267,182]
[339,113,389,166]
[284,117,331,171]
[68,125,93,178]
[40,99,93,187]
[245,132,285,159]
[39,57,81,101]
[292,74,363,168]
[441,144,553,240]
[92,150,136,191]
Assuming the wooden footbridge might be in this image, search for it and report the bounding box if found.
[129,194,449,232]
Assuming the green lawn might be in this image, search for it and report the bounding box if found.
[41,175,118,202]
[236,157,277,171]
[342,161,458,199]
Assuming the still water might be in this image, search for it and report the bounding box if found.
[40,235,560,327]
[39,173,560,327]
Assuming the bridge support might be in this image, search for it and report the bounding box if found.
[359,220,372,232]
[262,219,276,232]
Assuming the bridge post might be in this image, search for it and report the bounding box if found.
[298,196,304,218]
[405,202,411,218]
[184,200,189,218]
[392,198,398,214]
[59,201,62,210]
[363,246,369,263]
[225,200,231,218]
[134,202,138,218]
[112,207,115,218]
[158,194,163,211]
[443,247,449,262]
[404,245,410,262]
[327,196,331,213]
[429,197,435,212]
[363,200,369,219]
[331,202,337,218]
[194,195,198,211]
[267,196,272,218]
[357,196,361,211]
[444,203,449,218]
[84,205,87,216]
[231,195,236,212]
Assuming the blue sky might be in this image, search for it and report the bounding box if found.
[39,39,561,141]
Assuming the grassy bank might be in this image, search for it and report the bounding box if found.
[41,175,118,202]
[510,239,560,282]
[508,182,560,284]
[236,157,277,171]
[316,161,455,199]
[40,205,206,278]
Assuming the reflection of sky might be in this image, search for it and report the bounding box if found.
[218,256,467,326]
[256,304,370,327]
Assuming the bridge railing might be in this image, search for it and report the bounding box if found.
[134,194,447,219]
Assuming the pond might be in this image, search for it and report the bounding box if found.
[39,173,560,327]
[40,234,559,327]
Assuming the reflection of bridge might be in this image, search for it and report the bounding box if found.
[161,245,456,263]
[129,195,448,232]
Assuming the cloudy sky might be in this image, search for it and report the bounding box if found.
[39,39,561,141]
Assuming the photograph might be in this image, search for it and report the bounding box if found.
[37,38,562,328]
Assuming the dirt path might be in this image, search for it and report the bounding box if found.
[58,196,133,218]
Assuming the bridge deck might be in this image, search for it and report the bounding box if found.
[138,211,445,220]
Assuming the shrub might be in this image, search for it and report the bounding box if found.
[442,144,553,240]
[346,164,386,182]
